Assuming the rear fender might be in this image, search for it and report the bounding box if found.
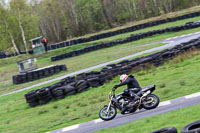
[142,84,156,93]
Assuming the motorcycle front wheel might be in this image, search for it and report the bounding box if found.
[142,94,160,110]
[99,105,117,121]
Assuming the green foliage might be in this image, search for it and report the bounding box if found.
[1,0,200,51]
[0,0,39,52]
[96,104,200,133]
[0,51,199,133]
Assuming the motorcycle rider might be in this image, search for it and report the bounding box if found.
[113,74,141,114]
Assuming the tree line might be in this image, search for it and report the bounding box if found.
[0,0,200,54]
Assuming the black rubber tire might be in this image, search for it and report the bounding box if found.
[39,97,51,104]
[55,95,65,100]
[142,94,160,110]
[24,90,37,101]
[28,101,39,107]
[24,90,36,97]
[181,120,200,133]
[26,98,38,103]
[52,88,63,95]
[78,88,88,93]
[75,80,86,87]
[76,81,88,92]
[36,88,50,97]
[99,105,117,121]
[63,85,76,94]
[66,90,76,96]
[149,127,178,133]
[37,92,52,100]
[52,92,63,98]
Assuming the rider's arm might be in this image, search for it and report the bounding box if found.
[117,78,130,87]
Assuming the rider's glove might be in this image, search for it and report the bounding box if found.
[112,87,116,91]
[113,85,119,90]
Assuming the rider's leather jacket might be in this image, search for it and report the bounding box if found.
[117,75,141,89]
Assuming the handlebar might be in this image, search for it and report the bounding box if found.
[111,87,116,94]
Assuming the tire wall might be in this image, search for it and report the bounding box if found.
[51,21,200,61]
[48,11,200,52]
[13,65,67,84]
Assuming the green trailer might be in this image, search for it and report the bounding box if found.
[30,36,46,55]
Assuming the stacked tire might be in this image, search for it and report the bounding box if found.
[24,90,39,107]
[75,80,89,93]
[149,127,178,133]
[62,85,77,96]
[0,51,6,59]
[149,120,200,133]
[47,11,200,52]
[36,88,52,104]
[50,88,65,100]
[51,22,200,62]
[181,120,200,133]
[12,65,67,84]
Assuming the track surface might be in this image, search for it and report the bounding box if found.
[1,32,200,97]
[48,92,200,133]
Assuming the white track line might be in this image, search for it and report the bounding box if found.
[158,101,171,107]
[62,124,80,132]
[94,119,104,123]
[185,92,200,99]
[47,92,200,133]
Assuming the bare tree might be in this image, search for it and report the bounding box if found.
[11,0,29,53]
[0,2,20,54]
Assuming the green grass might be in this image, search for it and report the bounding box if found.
[1,8,200,95]
[0,41,167,95]
[35,15,200,60]
[96,104,200,133]
[1,13,200,67]
[0,50,199,133]
[2,24,200,95]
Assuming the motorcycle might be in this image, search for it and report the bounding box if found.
[99,85,160,121]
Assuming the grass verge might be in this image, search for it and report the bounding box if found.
[0,50,199,133]
[0,41,166,95]
[96,104,200,133]
[2,23,200,95]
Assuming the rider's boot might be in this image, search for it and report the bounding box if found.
[120,101,129,114]
[121,107,127,114]
[129,91,140,101]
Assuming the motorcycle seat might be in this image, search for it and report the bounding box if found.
[142,84,155,92]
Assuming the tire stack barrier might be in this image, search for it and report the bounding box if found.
[149,120,200,133]
[181,120,200,133]
[24,90,39,107]
[149,127,178,133]
[0,50,33,59]
[0,51,6,58]
[51,22,200,61]
[25,37,200,107]
[13,64,67,84]
[47,11,200,52]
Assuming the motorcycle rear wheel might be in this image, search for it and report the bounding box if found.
[99,105,117,121]
[142,94,159,110]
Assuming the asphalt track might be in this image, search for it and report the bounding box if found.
[1,32,200,97]
[48,92,200,133]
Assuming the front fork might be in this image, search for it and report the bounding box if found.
[106,96,113,112]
